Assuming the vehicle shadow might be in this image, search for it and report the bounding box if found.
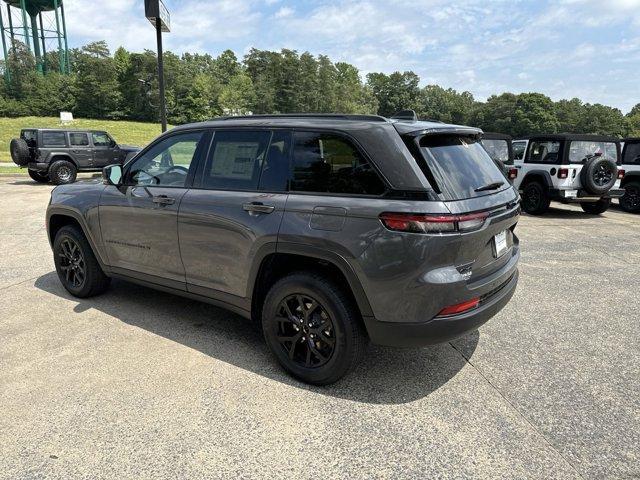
[529,206,604,220]
[34,271,478,405]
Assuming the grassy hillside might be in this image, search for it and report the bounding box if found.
[0,117,165,164]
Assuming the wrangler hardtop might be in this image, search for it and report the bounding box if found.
[512,133,623,215]
[618,137,640,213]
[10,128,141,185]
[46,112,520,384]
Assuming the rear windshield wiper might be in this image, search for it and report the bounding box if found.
[474,181,504,192]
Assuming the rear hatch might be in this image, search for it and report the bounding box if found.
[399,128,520,283]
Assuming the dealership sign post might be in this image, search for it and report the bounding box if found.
[145,0,170,132]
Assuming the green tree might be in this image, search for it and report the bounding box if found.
[74,41,122,118]
[219,73,256,115]
[512,93,560,136]
[366,71,421,117]
[418,85,474,124]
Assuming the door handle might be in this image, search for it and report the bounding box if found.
[152,195,175,206]
[243,202,275,214]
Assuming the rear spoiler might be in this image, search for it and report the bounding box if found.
[402,126,483,138]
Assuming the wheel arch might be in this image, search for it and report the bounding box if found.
[47,153,77,167]
[249,244,373,326]
[621,172,640,188]
[47,208,109,270]
[520,170,553,189]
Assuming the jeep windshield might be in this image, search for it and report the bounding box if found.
[412,134,510,200]
[568,141,618,164]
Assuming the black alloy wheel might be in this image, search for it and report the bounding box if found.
[620,182,640,213]
[593,163,614,188]
[58,237,86,289]
[275,294,336,368]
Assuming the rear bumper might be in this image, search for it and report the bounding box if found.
[27,162,49,172]
[550,188,625,202]
[363,269,519,348]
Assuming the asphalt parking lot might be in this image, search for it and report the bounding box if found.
[0,176,638,479]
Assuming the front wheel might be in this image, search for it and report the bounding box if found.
[521,182,550,215]
[53,225,111,298]
[619,182,640,213]
[262,273,367,385]
[28,169,49,183]
[580,198,611,215]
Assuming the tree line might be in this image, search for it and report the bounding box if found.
[1,40,638,137]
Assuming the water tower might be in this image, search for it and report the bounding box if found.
[0,0,70,78]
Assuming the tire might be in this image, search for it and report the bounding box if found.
[49,160,77,185]
[619,181,640,213]
[580,157,617,195]
[580,198,611,215]
[262,272,367,385]
[28,169,49,183]
[53,225,110,298]
[521,181,550,215]
[10,138,31,166]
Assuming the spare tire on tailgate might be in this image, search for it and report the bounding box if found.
[580,156,617,195]
[10,138,31,166]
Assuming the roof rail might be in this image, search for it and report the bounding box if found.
[212,113,389,122]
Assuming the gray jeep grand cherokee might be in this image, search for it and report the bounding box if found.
[10,128,141,184]
[46,114,520,384]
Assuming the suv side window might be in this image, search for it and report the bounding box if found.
[291,132,385,195]
[201,130,271,191]
[127,131,204,187]
[42,131,67,147]
[513,142,526,161]
[527,140,561,164]
[69,133,90,146]
[623,143,640,164]
[92,132,112,147]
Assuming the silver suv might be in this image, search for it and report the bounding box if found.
[46,114,520,384]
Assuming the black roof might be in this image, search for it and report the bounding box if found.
[173,113,482,136]
[516,133,620,142]
[481,132,512,141]
[622,137,640,143]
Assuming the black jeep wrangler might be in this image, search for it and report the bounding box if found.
[10,129,141,184]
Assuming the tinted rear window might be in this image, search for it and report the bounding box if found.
[415,135,508,200]
[42,131,66,147]
[622,143,640,165]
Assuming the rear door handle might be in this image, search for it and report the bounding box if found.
[243,202,275,214]
[152,195,175,206]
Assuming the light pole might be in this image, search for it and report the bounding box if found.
[145,0,170,132]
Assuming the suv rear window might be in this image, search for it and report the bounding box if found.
[291,132,385,195]
[569,141,617,164]
[42,131,67,147]
[623,143,640,164]
[415,135,508,200]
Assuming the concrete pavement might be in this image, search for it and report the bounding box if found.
[0,177,638,479]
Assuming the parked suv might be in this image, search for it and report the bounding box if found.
[512,134,624,215]
[618,138,640,213]
[46,114,520,384]
[10,128,141,184]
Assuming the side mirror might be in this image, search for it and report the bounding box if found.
[103,164,123,186]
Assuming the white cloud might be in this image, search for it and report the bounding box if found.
[274,6,294,18]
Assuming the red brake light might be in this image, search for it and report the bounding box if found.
[558,168,569,179]
[437,298,480,316]
[379,212,489,234]
[508,168,518,180]
[618,169,625,179]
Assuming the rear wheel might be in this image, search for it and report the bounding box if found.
[619,181,640,213]
[262,272,367,385]
[580,198,611,215]
[521,181,550,215]
[49,160,77,185]
[28,169,49,183]
[53,225,110,298]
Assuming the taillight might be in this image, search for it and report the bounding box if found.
[437,298,480,316]
[618,169,625,179]
[508,168,518,180]
[379,211,488,234]
[558,168,569,179]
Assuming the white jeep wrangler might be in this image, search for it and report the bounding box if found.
[618,138,640,213]
[511,134,624,215]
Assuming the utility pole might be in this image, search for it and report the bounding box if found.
[145,0,170,133]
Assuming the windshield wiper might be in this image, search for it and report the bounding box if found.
[474,181,504,192]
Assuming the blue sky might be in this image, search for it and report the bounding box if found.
[65,0,640,112]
